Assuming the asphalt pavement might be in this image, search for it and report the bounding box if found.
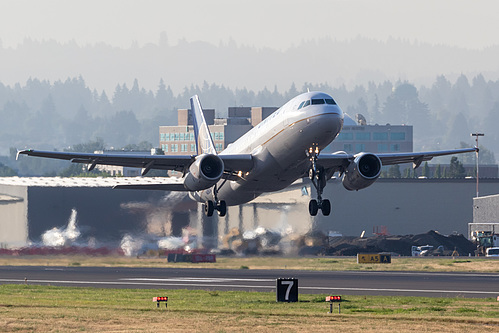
[1,265,498,298]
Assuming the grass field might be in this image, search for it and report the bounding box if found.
[1,256,498,331]
[0,255,498,273]
[1,284,498,332]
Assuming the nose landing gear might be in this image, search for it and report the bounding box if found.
[307,145,331,216]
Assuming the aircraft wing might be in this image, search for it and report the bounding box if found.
[113,181,187,191]
[376,147,477,168]
[17,149,254,175]
[317,147,477,171]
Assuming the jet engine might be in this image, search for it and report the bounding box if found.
[342,153,382,191]
[184,154,224,191]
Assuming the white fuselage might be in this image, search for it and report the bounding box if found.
[190,91,344,206]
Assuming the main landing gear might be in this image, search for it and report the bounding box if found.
[203,200,226,217]
[307,145,331,216]
[203,184,227,217]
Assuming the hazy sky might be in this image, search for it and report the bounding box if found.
[1,0,498,50]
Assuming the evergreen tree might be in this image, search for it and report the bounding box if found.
[434,164,442,178]
[381,82,431,137]
[122,141,153,151]
[67,138,105,153]
[443,167,448,178]
[387,165,401,178]
[58,163,111,177]
[448,156,466,178]
[403,167,412,178]
[422,162,430,178]
[0,162,17,176]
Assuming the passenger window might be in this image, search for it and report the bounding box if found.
[298,101,305,110]
[303,100,311,108]
[325,98,337,105]
[311,99,325,105]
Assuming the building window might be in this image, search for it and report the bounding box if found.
[174,133,179,141]
[355,132,371,140]
[343,144,353,152]
[338,132,354,140]
[180,133,185,141]
[214,132,219,140]
[390,132,406,140]
[190,133,195,141]
[171,144,178,152]
[377,144,389,152]
[181,144,188,152]
[219,132,224,140]
[165,133,170,141]
[390,144,400,152]
[373,132,388,140]
[355,144,365,152]
[190,144,196,152]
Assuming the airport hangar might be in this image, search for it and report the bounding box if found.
[2,105,498,249]
[1,175,499,249]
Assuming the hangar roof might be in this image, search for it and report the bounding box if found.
[0,177,180,188]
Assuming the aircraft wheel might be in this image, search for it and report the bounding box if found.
[309,199,318,216]
[204,201,214,217]
[218,200,227,217]
[321,199,331,216]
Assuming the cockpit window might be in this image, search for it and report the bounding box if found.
[311,98,325,105]
[325,98,337,105]
[303,100,311,108]
[297,101,306,110]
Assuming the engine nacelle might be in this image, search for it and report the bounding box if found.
[342,153,382,191]
[183,154,224,191]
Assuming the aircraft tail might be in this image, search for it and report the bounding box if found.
[190,95,217,155]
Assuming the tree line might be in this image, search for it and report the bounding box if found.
[0,74,498,176]
[382,158,469,179]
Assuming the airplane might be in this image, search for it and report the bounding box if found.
[18,91,476,217]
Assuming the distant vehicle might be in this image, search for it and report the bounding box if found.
[486,247,499,257]
[411,245,434,257]
[18,92,476,217]
[471,231,499,256]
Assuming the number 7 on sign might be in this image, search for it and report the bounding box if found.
[282,280,294,301]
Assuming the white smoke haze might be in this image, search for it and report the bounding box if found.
[34,195,314,256]
[41,208,81,247]
[157,237,185,250]
[120,191,189,235]
[118,192,196,256]
[119,233,193,256]
[120,234,145,257]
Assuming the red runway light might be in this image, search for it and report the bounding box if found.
[153,297,168,302]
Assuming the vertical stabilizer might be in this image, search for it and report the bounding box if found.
[190,95,217,155]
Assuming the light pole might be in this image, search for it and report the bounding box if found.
[471,133,484,197]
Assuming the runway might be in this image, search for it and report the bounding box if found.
[1,266,498,298]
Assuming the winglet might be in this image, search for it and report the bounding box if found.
[190,95,217,155]
[16,149,28,160]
